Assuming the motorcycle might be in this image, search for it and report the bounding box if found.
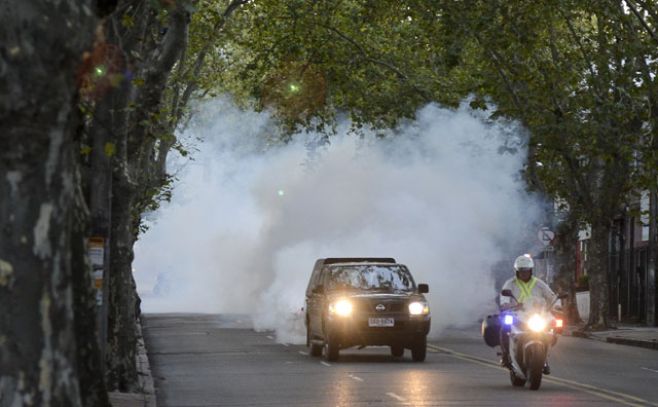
[498,289,567,390]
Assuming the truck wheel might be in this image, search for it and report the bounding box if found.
[324,338,339,362]
[411,336,426,362]
[307,329,322,356]
[390,345,404,357]
[310,342,323,356]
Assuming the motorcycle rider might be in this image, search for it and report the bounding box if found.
[499,254,558,374]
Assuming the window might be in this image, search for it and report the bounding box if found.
[326,264,415,292]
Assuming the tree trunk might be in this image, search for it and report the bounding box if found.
[71,180,111,407]
[0,1,99,405]
[553,219,581,324]
[0,97,83,407]
[87,51,134,374]
[587,220,612,329]
[101,1,189,389]
[647,188,657,326]
[106,174,139,391]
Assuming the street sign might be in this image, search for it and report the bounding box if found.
[538,227,555,246]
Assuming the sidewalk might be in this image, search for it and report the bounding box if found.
[567,324,658,350]
[109,319,157,407]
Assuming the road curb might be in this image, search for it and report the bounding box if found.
[108,317,157,407]
[605,337,658,350]
[136,319,157,406]
[568,328,658,351]
[569,330,591,339]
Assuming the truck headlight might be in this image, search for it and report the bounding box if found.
[329,299,353,317]
[408,301,429,315]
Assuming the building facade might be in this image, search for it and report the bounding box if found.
[576,192,658,326]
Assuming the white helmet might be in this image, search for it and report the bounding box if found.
[513,254,534,276]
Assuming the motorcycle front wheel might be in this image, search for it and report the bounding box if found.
[526,344,545,390]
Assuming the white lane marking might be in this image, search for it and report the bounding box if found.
[298,351,308,356]
[641,367,658,374]
[320,361,332,367]
[386,392,406,402]
[348,374,363,382]
[282,343,289,347]
[266,335,274,340]
[429,344,656,407]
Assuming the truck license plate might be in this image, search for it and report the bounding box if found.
[368,317,395,327]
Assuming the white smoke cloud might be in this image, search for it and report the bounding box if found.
[134,97,543,344]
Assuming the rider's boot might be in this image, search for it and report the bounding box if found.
[543,362,551,375]
[498,352,511,368]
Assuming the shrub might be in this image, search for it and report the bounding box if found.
[577,274,589,291]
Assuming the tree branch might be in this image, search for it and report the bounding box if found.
[557,8,607,104]
[170,0,250,129]
[153,4,188,75]
[322,25,433,102]
[626,0,658,46]
[633,0,658,23]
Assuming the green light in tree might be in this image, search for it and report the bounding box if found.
[94,65,107,77]
[288,83,301,93]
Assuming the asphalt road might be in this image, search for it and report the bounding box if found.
[143,314,658,407]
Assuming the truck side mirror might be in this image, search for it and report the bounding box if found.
[418,283,429,294]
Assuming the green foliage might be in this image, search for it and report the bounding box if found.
[171,1,658,218]
[577,274,589,291]
[164,0,658,218]
[136,174,176,235]
[121,13,135,28]
[104,142,116,157]
[433,1,656,221]
[182,0,469,133]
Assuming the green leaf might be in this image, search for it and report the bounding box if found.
[104,142,116,157]
[121,14,135,28]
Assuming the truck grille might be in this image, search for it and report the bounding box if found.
[353,299,405,313]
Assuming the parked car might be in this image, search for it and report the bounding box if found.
[305,257,430,362]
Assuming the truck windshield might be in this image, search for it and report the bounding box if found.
[327,265,415,292]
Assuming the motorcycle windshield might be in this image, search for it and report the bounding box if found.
[523,298,548,311]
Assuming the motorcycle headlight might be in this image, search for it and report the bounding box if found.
[528,314,547,332]
[329,299,353,317]
[408,301,430,315]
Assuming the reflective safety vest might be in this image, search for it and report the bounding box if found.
[515,277,538,302]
